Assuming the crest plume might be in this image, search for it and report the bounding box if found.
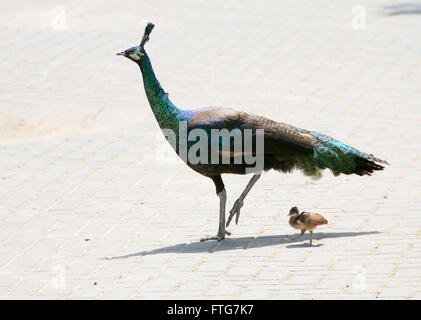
[140,22,155,47]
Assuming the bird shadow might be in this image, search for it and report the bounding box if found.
[104,231,380,259]
[286,243,324,249]
[382,3,421,16]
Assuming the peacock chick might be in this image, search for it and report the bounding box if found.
[288,206,328,245]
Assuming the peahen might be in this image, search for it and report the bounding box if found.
[117,23,389,241]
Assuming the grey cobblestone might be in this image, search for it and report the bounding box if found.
[0,0,420,299]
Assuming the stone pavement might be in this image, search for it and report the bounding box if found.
[0,0,420,299]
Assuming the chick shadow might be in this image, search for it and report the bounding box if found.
[286,242,324,249]
[105,231,380,259]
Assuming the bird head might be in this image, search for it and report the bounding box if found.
[117,23,154,63]
[288,206,300,216]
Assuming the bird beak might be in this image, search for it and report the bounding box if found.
[116,51,125,56]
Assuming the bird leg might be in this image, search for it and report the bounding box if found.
[309,231,313,245]
[200,189,231,242]
[226,173,261,227]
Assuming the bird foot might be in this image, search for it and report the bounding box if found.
[226,199,244,227]
[200,230,231,242]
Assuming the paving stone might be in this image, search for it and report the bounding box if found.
[0,0,419,299]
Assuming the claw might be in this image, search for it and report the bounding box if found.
[200,236,221,242]
[235,208,241,225]
[200,230,231,242]
[226,199,243,227]
[226,215,233,227]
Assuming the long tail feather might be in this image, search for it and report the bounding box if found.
[310,131,389,176]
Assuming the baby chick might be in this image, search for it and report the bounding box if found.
[288,206,328,245]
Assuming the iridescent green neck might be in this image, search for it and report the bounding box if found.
[138,52,182,129]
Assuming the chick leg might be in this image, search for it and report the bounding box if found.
[226,173,261,227]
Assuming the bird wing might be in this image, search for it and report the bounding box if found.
[299,212,328,229]
[187,107,315,156]
[187,107,387,177]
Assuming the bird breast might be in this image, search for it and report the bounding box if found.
[289,216,306,230]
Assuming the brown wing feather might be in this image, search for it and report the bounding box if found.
[299,212,328,229]
[188,107,315,155]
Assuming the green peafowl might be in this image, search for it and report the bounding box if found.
[117,23,389,242]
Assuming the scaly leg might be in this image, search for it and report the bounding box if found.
[200,175,231,242]
[226,173,261,227]
[200,189,231,242]
[309,231,313,245]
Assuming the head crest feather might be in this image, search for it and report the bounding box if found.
[140,23,155,47]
